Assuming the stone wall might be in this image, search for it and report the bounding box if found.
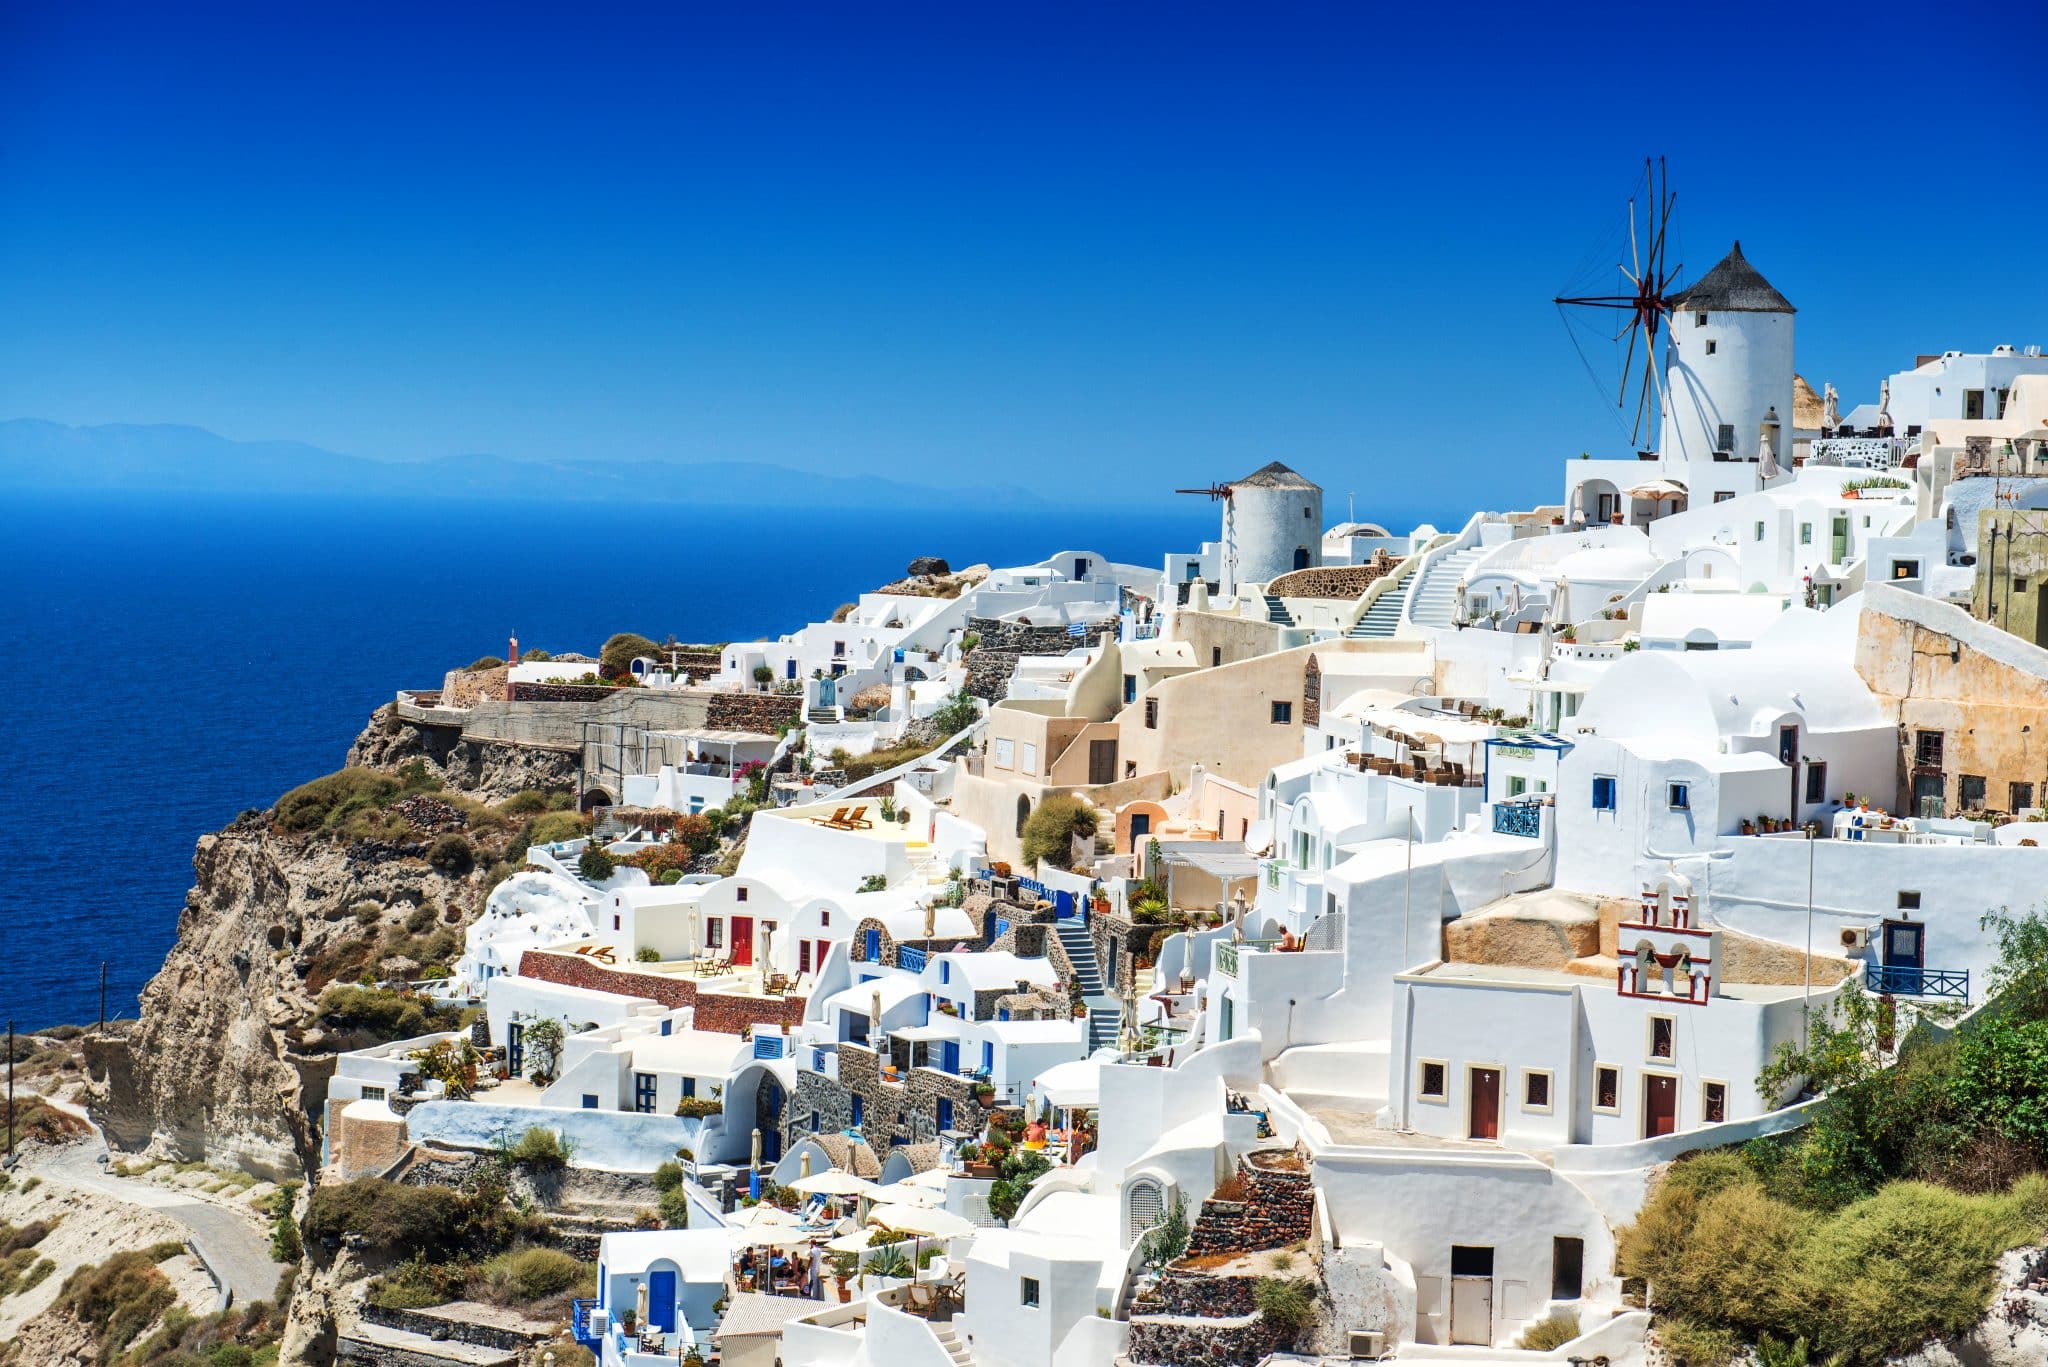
[518,952,808,1035]
[705,692,804,732]
[818,1043,991,1150]
[359,1303,550,1353]
[963,617,1085,701]
[507,680,628,703]
[1126,1310,1288,1367]
[1265,555,1396,601]
[1185,1150,1316,1256]
[849,917,976,969]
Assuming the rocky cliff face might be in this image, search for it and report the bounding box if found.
[88,705,578,1182]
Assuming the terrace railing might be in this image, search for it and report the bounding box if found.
[897,945,928,973]
[1493,801,1544,839]
[1870,965,1969,999]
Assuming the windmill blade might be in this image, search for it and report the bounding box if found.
[1619,311,1641,403]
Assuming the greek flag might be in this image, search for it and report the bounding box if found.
[1067,621,1087,637]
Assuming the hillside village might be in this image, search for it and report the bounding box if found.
[17,248,2048,1367]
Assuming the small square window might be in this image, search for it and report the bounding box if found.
[2018,577,2032,593]
[2013,782,2035,812]
[1419,1060,1447,1100]
[1592,776,1617,811]
[1960,774,1987,809]
[1021,1277,1041,1307]
[1898,890,1921,911]
[1799,523,1813,545]
[1694,311,1708,326]
[737,886,749,902]
[1704,339,1717,356]
[1703,1081,1727,1123]
[1144,699,1159,729]
[1667,783,1689,811]
[1594,1066,1620,1112]
[1649,1016,1675,1061]
[1523,1070,1552,1111]
[1270,701,1293,725]
[820,910,830,927]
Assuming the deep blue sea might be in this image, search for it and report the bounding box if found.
[0,490,1456,1030]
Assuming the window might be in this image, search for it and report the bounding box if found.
[1915,730,1945,767]
[811,1110,821,1133]
[613,914,621,931]
[1694,311,1708,326]
[1806,762,1827,804]
[681,1077,695,1097]
[1717,422,1736,453]
[1704,339,1717,355]
[707,921,723,948]
[1418,1060,1447,1100]
[1592,776,1617,811]
[2013,782,2035,812]
[1522,1070,1553,1112]
[1702,1080,1727,1124]
[799,941,812,974]
[1123,674,1137,704]
[1552,1237,1585,1301]
[1594,1066,1620,1112]
[1960,774,1987,809]
[1270,701,1293,725]
[1649,1016,1675,1060]
[1754,521,1766,542]
[660,1019,672,1036]
[820,910,829,927]
[833,641,846,657]
[1211,646,1223,667]
[1144,699,1159,729]
[736,886,749,903]
[1021,1277,1041,1307]
[851,1094,864,1125]
[1020,741,1039,773]
[582,1094,599,1109]
[1898,890,1921,911]
[361,1085,386,1102]
[1667,782,1689,811]
[1450,1245,1494,1277]
[1507,776,1527,798]
[635,1073,657,1114]
[994,738,1016,768]
[1799,523,1813,545]
[1893,559,1920,580]
[1713,491,1734,503]
[1185,560,1201,581]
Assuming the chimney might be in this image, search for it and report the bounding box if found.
[508,632,521,666]
[925,904,936,939]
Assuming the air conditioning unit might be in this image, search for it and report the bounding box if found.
[1347,1329,1387,1359]
[1841,926,1874,950]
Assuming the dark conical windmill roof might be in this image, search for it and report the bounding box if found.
[1673,241,1795,314]
[1232,461,1320,490]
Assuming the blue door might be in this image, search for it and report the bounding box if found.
[864,928,882,961]
[940,1040,960,1074]
[937,1096,954,1131]
[647,1270,677,1332]
[980,1042,994,1076]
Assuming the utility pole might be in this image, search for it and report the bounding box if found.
[5,1020,13,1159]
[99,962,108,1034]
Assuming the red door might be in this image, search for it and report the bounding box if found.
[1468,1068,1501,1140]
[1643,1074,1678,1138]
[731,916,754,967]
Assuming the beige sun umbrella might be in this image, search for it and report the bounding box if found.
[790,1169,883,1198]
[867,1203,975,1238]
[728,1203,798,1228]
[866,1180,942,1207]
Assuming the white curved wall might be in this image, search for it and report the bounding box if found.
[1230,484,1323,588]
[1660,307,1795,471]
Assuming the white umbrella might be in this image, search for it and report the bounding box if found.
[790,1170,883,1198]
[867,1180,942,1207]
[824,1230,876,1254]
[901,1166,951,1190]
[728,1203,798,1228]
[867,1203,975,1238]
[731,1226,815,1250]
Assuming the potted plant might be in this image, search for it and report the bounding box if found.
[830,1250,859,1302]
[1740,819,1756,836]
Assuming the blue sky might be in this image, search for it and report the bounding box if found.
[2,0,2041,511]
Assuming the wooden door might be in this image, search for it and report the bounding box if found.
[1643,1073,1678,1138]
[1468,1067,1501,1140]
[731,916,754,967]
[1088,739,1118,786]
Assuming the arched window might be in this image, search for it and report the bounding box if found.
[1127,1177,1165,1242]
[1016,795,1032,837]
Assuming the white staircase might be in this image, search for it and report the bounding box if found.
[1407,544,1486,628]
[931,1322,975,1366]
[1348,578,1408,638]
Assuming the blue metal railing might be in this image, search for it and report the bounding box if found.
[898,945,928,972]
[752,1034,785,1059]
[1870,965,1969,999]
[570,1298,600,1348]
[1493,802,1543,838]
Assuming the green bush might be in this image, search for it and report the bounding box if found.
[657,1185,692,1229]
[269,1184,303,1263]
[1516,1309,1582,1351]
[505,1126,575,1169]
[514,810,590,853]
[857,873,889,893]
[865,1244,911,1279]
[479,1246,590,1303]
[316,986,460,1042]
[61,1249,179,1357]
[275,768,402,832]
[499,789,573,816]
[578,845,616,881]
[303,1180,481,1262]
[466,655,507,671]
[928,690,980,736]
[652,1161,684,1192]
[369,1255,472,1310]
[428,834,475,876]
[1020,794,1099,869]
[1253,1277,1316,1337]
[675,1096,722,1119]
[600,632,663,678]
[636,946,662,962]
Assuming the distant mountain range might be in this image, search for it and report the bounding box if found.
[0,419,1045,509]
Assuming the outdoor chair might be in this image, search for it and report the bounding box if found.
[811,807,854,827]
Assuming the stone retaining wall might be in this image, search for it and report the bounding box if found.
[963,617,1084,701]
[518,952,808,1035]
[1126,1311,1287,1367]
[1185,1151,1315,1256]
[508,680,629,703]
[705,692,804,732]
[359,1303,549,1353]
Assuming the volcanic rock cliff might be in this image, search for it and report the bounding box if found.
[87,704,578,1181]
